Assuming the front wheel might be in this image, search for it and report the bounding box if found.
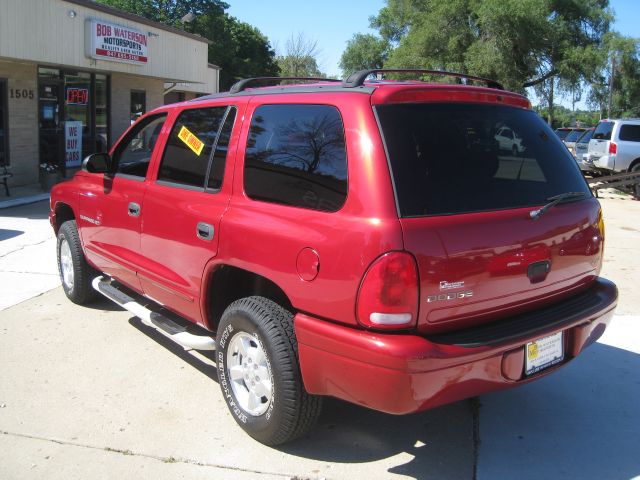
[216,296,322,445]
[57,220,99,304]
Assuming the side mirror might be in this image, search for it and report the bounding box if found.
[82,152,112,174]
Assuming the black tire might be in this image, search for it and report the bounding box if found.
[216,296,322,445]
[631,163,640,200]
[57,220,99,304]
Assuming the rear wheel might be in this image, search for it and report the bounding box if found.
[216,296,322,445]
[57,220,99,304]
[631,163,640,199]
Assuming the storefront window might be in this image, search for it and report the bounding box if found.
[95,74,108,152]
[37,67,110,175]
[0,79,7,166]
[130,90,146,123]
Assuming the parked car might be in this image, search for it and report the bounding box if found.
[554,127,573,140]
[49,70,617,446]
[573,128,595,172]
[563,127,588,155]
[587,119,640,175]
[494,126,524,155]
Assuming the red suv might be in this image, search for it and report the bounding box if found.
[50,70,617,445]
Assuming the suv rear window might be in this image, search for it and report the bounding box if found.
[593,121,614,140]
[376,103,590,217]
[619,124,640,142]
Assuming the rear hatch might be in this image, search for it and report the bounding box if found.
[375,92,602,334]
[589,120,614,158]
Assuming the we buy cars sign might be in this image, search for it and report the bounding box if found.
[86,20,148,65]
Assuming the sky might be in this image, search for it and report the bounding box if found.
[227,0,639,83]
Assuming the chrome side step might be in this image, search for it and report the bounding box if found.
[92,276,216,351]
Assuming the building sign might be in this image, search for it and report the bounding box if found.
[65,121,83,168]
[86,19,148,65]
[66,87,89,105]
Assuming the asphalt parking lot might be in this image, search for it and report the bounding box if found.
[1,196,639,480]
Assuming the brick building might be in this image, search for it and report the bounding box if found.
[0,0,218,189]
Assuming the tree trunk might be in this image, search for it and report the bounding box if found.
[548,78,555,127]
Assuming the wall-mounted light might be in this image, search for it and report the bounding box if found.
[68,10,77,18]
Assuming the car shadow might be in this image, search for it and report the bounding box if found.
[0,200,50,220]
[0,228,24,241]
[477,342,640,480]
[127,315,475,479]
[281,398,475,479]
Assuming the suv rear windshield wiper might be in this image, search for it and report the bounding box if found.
[530,192,587,220]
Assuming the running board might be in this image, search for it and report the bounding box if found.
[92,276,216,351]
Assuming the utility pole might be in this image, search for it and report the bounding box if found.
[607,55,616,119]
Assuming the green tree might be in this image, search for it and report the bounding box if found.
[370,0,612,125]
[96,0,279,91]
[589,33,640,118]
[97,0,227,27]
[339,34,389,77]
[277,33,325,78]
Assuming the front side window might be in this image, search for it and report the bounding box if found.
[376,103,590,217]
[157,107,227,188]
[244,104,348,212]
[113,114,166,179]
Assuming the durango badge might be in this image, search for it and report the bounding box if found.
[427,291,474,303]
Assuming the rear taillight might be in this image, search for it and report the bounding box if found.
[609,142,617,154]
[356,252,419,330]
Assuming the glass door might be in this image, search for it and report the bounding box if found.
[0,79,7,167]
[39,80,64,174]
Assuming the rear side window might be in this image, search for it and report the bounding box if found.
[376,103,590,217]
[619,124,640,142]
[593,121,614,140]
[157,107,227,188]
[244,104,347,212]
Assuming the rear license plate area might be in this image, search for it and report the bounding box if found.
[525,331,564,376]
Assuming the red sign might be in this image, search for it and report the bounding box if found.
[66,88,89,105]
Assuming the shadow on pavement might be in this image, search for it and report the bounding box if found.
[0,228,24,241]
[0,200,50,220]
[282,398,474,479]
[478,343,640,479]
[128,315,475,479]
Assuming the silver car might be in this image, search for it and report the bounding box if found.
[588,119,640,173]
[573,128,594,172]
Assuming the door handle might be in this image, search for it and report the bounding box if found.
[128,202,141,217]
[196,222,214,241]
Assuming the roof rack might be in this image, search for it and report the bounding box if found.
[342,69,504,90]
[229,77,341,94]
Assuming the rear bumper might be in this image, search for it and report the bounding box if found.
[295,278,617,414]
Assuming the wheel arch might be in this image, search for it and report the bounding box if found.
[202,263,294,331]
[53,202,76,234]
[628,158,640,171]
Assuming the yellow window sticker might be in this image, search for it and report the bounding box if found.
[177,126,205,156]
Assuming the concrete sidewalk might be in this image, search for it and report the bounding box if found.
[0,200,59,311]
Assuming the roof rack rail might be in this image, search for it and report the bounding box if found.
[342,69,504,90]
[229,76,341,94]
